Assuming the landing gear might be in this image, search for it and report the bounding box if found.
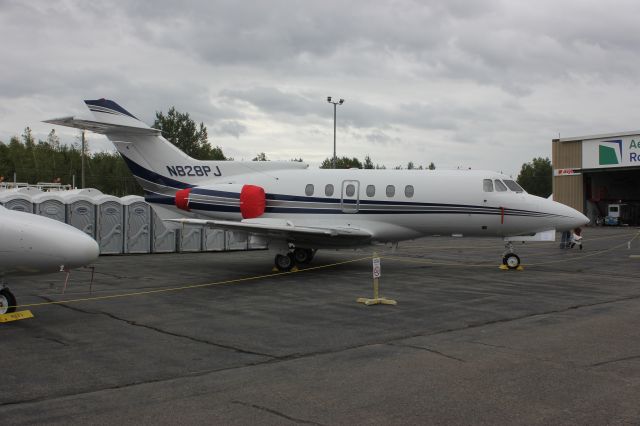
[0,287,17,315]
[502,242,521,270]
[293,248,315,266]
[274,247,317,272]
[502,253,521,269]
[274,253,296,272]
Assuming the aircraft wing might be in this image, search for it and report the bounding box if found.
[165,218,373,247]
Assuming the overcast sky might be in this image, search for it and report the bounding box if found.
[2,0,640,175]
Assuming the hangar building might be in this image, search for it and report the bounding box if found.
[552,131,640,226]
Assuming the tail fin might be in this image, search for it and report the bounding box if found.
[45,99,308,199]
[84,99,149,129]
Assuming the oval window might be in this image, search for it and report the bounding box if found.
[325,184,334,196]
[405,185,414,198]
[386,185,395,197]
[305,184,314,196]
[366,185,375,197]
[345,184,355,197]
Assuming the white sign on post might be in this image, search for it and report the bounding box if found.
[372,257,381,278]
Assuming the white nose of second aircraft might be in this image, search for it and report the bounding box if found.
[35,215,100,270]
[63,230,100,269]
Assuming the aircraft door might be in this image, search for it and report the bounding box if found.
[341,180,360,213]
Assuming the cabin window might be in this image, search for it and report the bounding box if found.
[325,184,334,196]
[345,184,356,197]
[305,184,314,196]
[503,179,524,193]
[386,185,395,197]
[483,179,494,192]
[494,180,508,192]
[366,185,375,197]
[405,185,414,198]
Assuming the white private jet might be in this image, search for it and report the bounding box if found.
[0,205,100,314]
[46,99,588,272]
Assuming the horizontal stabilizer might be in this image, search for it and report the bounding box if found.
[504,229,556,242]
[43,116,160,136]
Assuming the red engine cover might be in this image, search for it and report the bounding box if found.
[175,188,192,211]
[240,185,266,219]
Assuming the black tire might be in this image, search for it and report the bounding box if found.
[274,253,294,272]
[293,248,314,266]
[0,288,17,315]
[502,253,521,270]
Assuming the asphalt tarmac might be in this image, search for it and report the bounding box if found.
[2,227,640,425]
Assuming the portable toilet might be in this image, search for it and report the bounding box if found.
[151,209,177,253]
[178,223,203,252]
[203,228,226,251]
[248,233,268,250]
[95,194,124,254]
[63,188,103,198]
[121,195,151,253]
[32,192,66,222]
[226,230,248,251]
[0,187,41,212]
[59,192,97,238]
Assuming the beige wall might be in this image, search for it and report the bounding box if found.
[552,140,582,169]
[552,140,584,211]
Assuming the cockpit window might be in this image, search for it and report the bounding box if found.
[503,179,525,193]
[494,180,508,192]
[483,179,494,192]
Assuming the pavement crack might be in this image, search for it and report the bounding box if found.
[466,341,508,349]
[390,343,465,362]
[39,296,277,359]
[100,310,277,359]
[36,336,69,347]
[424,293,640,339]
[590,354,640,367]
[231,400,324,425]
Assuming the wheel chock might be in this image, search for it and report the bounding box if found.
[271,267,279,273]
[291,266,299,272]
[499,264,524,271]
[0,310,34,323]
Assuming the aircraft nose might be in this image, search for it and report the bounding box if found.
[556,202,590,230]
[64,231,100,268]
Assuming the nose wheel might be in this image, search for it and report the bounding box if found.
[501,242,522,270]
[0,287,17,315]
[502,253,521,269]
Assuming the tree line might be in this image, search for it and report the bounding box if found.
[0,106,551,197]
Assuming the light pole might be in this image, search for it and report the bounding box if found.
[327,96,344,169]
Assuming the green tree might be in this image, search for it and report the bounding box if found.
[153,107,226,160]
[517,157,552,197]
[407,161,415,170]
[428,162,436,170]
[252,152,268,161]
[363,155,374,169]
[320,156,363,169]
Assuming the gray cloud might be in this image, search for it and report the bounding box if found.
[3,0,640,173]
[213,120,247,138]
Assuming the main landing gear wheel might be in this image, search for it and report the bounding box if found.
[274,253,295,272]
[0,288,17,315]
[502,253,521,270]
[293,248,314,266]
